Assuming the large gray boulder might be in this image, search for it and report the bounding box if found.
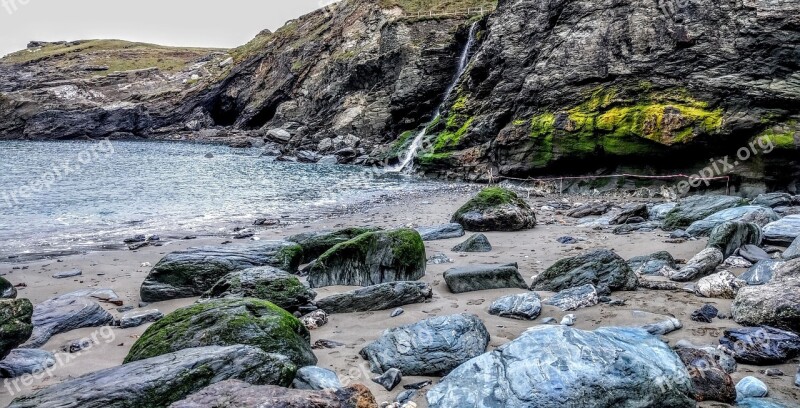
[707,221,763,258]
[307,229,426,288]
[124,298,316,367]
[22,297,113,349]
[443,263,528,294]
[732,272,800,333]
[8,346,296,408]
[0,277,17,299]
[762,214,800,245]
[140,242,304,302]
[0,349,56,378]
[415,223,465,241]
[686,206,779,237]
[531,249,638,295]
[200,267,316,312]
[663,195,745,230]
[488,292,542,320]
[286,227,380,262]
[426,326,695,408]
[0,299,33,360]
[168,380,377,408]
[315,282,432,314]
[451,187,537,232]
[668,247,724,282]
[359,314,489,376]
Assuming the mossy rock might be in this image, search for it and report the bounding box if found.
[124,298,316,367]
[200,267,317,313]
[663,195,746,230]
[308,229,426,288]
[287,227,382,263]
[451,187,537,232]
[0,299,33,360]
[707,222,763,258]
[0,277,17,299]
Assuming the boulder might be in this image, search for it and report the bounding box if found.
[359,314,489,376]
[668,247,724,282]
[1,277,17,299]
[124,298,316,367]
[675,341,737,373]
[426,326,695,408]
[308,229,426,288]
[739,244,772,263]
[762,214,800,245]
[732,274,800,332]
[451,187,536,232]
[649,203,678,220]
[451,233,492,252]
[676,348,736,403]
[200,267,316,312]
[543,284,599,311]
[707,222,763,258]
[443,263,528,294]
[686,206,779,237]
[664,195,745,230]
[627,251,678,276]
[0,299,33,360]
[0,349,56,378]
[315,282,432,314]
[140,242,304,302]
[9,346,296,408]
[783,236,800,260]
[168,380,377,408]
[488,292,542,320]
[299,310,328,330]
[119,309,164,329]
[266,128,292,142]
[695,270,745,299]
[736,376,769,400]
[286,227,380,262]
[720,326,800,364]
[22,297,113,349]
[609,204,649,225]
[752,193,794,209]
[531,249,638,295]
[567,202,612,218]
[292,366,342,390]
[740,259,786,286]
[415,223,464,241]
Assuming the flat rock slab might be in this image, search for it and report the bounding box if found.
[740,259,785,285]
[21,297,113,349]
[531,249,638,295]
[686,206,778,237]
[720,326,800,365]
[0,349,56,378]
[783,236,800,260]
[415,223,464,241]
[543,284,599,311]
[488,292,542,320]
[443,263,528,294]
[8,346,296,408]
[52,270,82,279]
[763,215,800,245]
[168,380,377,408]
[359,313,489,376]
[315,282,432,314]
[753,193,794,209]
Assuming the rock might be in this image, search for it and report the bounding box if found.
[0,299,32,360]
[0,349,56,378]
[691,304,719,323]
[783,236,800,260]
[670,229,691,239]
[741,259,785,285]
[232,229,255,239]
[642,317,683,335]
[720,327,800,364]
[676,348,736,403]
[531,249,638,295]
[451,233,492,252]
[560,314,576,326]
[119,309,164,329]
[686,206,779,237]
[609,204,649,225]
[674,340,738,374]
[315,282,432,314]
[54,288,122,304]
[567,202,612,218]
[300,310,328,330]
[663,195,745,231]
[543,284,599,311]
[287,227,380,263]
[426,253,453,264]
[414,223,464,241]
[627,251,678,276]
[737,398,795,407]
[0,277,16,299]
[308,229,426,288]
[21,297,113,349]
[266,128,292,142]
[443,263,528,294]
[359,314,489,376]
[736,376,769,400]
[762,215,800,245]
[707,222,763,258]
[395,390,417,404]
[796,366,799,387]
[140,241,304,302]
[52,269,82,279]
[739,245,772,262]
[753,193,794,209]
[426,326,695,408]
[732,271,800,332]
[292,366,342,390]
[695,270,745,299]
[612,221,661,235]
[557,236,579,244]
[391,308,404,317]
[124,235,147,244]
[488,292,542,320]
[724,256,753,268]
[200,267,317,312]
[9,346,296,408]
[296,150,321,163]
[372,368,402,391]
[760,368,784,377]
[317,155,338,165]
[668,247,724,282]
[541,317,558,324]
[649,203,678,220]
[124,298,316,367]
[451,187,536,232]
[168,380,377,408]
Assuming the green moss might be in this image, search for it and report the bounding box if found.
[276,244,304,273]
[418,152,453,166]
[387,228,427,269]
[757,121,798,149]
[434,116,474,151]
[454,187,521,218]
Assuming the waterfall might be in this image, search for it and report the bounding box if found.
[392,21,479,172]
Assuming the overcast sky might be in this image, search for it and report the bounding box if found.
[0,0,340,56]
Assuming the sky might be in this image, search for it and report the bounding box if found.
[0,0,340,56]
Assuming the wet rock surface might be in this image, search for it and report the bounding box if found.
[316,282,432,314]
[443,263,528,294]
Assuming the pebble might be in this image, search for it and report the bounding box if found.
[561,314,576,326]
[391,308,405,318]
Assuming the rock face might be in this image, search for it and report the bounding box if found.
[359,314,489,376]
[8,346,296,408]
[668,247,724,282]
[707,222,763,258]
[200,267,317,312]
[696,270,744,299]
[0,299,33,360]
[664,196,745,231]
[732,271,800,332]
[139,242,304,302]
[488,293,542,320]
[531,249,638,295]
[308,229,426,288]
[315,281,432,314]
[443,263,528,294]
[676,348,736,403]
[22,297,113,349]
[686,206,779,237]
[426,326,695,408]
[627,251,678,276]
[415,223,465,241]
[543,284,599,311]
[451,233,492,252]
[0,277,17,299]
[124,298,316,367]
[720,327,800,364]
[451,187,536,232]
[168,380,377,408]
[286,227,380,262]
[762,215,800,245]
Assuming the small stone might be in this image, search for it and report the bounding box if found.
[724,256,753,268]
[404,380,432,390]
[119,309,164,329]
[396,389,417,404]
[561,314,576,326]
[670,230,690,239]
[759,368,784,377]
[735,376,769,400]
[452,234,492,253]
[541,317,558,324]
[390,308,404,318]
[373,368,402,391]
[52,270,82,279]
[300,310,328,330]
[427,253,454,265]
[557,236,578,245]
[292,366,342,390]
[690,304,719,323]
